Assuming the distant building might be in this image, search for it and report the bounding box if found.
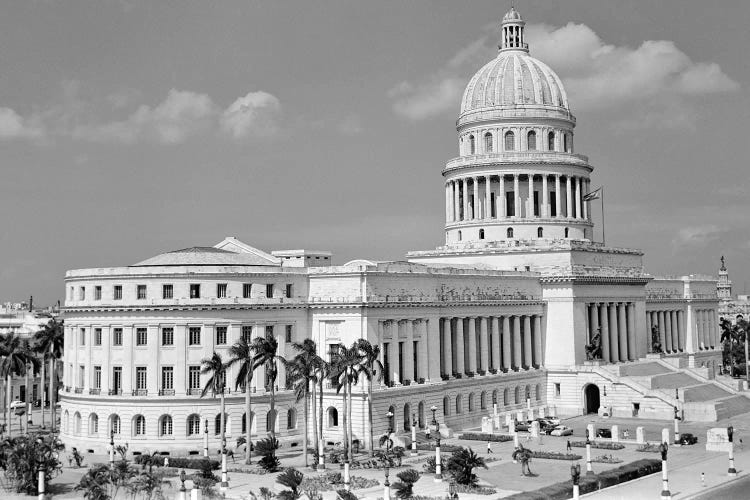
[718,257,750,323]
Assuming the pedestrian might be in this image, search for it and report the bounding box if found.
[701,472,705,487]
[487,441,493,454]
[566,439,572,452]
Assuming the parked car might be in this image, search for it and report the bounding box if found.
[596,428,612,438]
[9,401,24,409]
[514,421,531,432]
[680,433,698,445]
[550,425,574,436]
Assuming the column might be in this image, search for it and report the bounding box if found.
[453,181,460,222]
[523,316,532,369]
[542,174,549,218]
[670,311,679,352]
[576,177,582,219]
[403,321,414,383]
[445,183,451,222]
[462,179,468,222]
[555,175,562,218]
[455,319,465,375]
[491,316,501,370]
[657,312,668,352]
[426,319,440,382]
[600,304,610,362]
[472,177,479,219]
[502,316,511,371]
[377,321,386,384]
[590,302,600,342]
[513,174,520,217]
[677,310,685,352]
[627,303,636,361]
[565,175,573,218]
[527,174,534,217]
[467,318,477,374]
[533,315,543,368]
[710,311,717,348]
[582,179,589,220]
[485,176,492,219]
[513,316,522,370]
[618,303,628,362]
[665,311,674,353]
[389,327,400,384]
[479,317,489,372]
[608,304,619,362]
[275,325,286,391]
[498,175,506,218]
[442,318,452,376]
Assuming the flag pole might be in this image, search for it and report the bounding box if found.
[601,186,606,246]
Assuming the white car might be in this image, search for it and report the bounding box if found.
[550,425,574,436]
[9,401,25,409]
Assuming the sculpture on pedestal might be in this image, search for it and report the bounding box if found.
[585,329,602,360]
[651,325,662,353]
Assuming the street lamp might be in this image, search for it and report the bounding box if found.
[728,425,737,477]
[430,405,442,482]
[571,463,581,500]
[384,410,394,500]
[659,442,671,500]
[109,429,115,467]
[36,436,47,500]
[585,429,593,475]
[411,412,418,456]
[203,419,209,458]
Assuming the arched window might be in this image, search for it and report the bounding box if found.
[187,414,201,436]
[443,396,450,416]
[527,131,537,150]
[160,415,173,437]
[536,384,542,401]
[514,386,520,404]
[469,135,476,154]
[327,407,338,427]
[468,393,475,412]
[242,412,255,434]
[525,385,531,402]
[110,414,121,435]
[89,413,99,435]
[287,409,297,430]
[503,388,509,406]
[64,410,69,433]
[564,228,569,238]
[480,391,487,410]
[457,230,462,241]
[484,132,493,152]
[455,395,462,414]
[214,413,229,435]
[74,412,81,435]
[266,409,277,433]
[504,131,515,151]
[418,402,425,428]
[133,415,146,436]
[492,390,498,405]
[548,131,555,151]
[403,404,411,431]
[388,405,396,432]
[537,227,543,238]
[479,228,485,240]
[507,228,514,239]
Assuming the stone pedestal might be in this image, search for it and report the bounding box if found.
[530,421,540,438]
[611,425,619,442]
[516,410,525,422]
[549,406,557,417]
[481,417,493,434]
[636,426,645,444]
[527,408,534,421]
[706,428,733,452]
[661,428,670,444]
[505,413,513,428]
[646,353,664,359]
[586,424,595,440]
[538,406,546,418]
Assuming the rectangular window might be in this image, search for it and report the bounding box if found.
[188,366,201,390]
[93,366,102,389]
[94,328,102,346]
[241,325,253,342]
[78,365,85,387]
[555,383,561,397]
[161,327,174,346]
[162,284,173,299]
[215,326,227,345]
[79,287,86,300]
[161,366,174,390]
[68,287,73,301]
[189,284,201,299]
[549,192,557,217]
[217,283,227,298]
[243,283,252,298]
[265,284,274,298]
[113,285,123,300]
[189,327,201,346]
[136,367,147,390]
[112,328,123,346]
[137,285,147,300]
[112,366,122,391]
[506,191,515,217]
[94,286,102,301]
[79,328,86,346]
[285,325,293,343]
[136,327,148,346]
[285,284,293,298]
[265,325,274,337]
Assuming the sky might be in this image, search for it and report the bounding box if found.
[1,0,749,306]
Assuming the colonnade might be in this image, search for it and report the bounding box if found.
[692,309,718,350]
[445,173,590,223]
[586,302,637,363]
[645,310,686,354]
[378,319,432,386]
[439,315,543,375]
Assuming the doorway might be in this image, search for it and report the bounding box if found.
[584,384,600,414]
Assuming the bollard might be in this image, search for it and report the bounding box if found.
[411,424,418,456]
[220,451,228,491]
[203,420,209,458]
[728,443,737,477]
[661,458,671,499]
[636,426,645,444]
[37,468,45,500]
[434,444,442,482]
[344,462,351,490]
[318,439,326,470]
[586,441,593,474]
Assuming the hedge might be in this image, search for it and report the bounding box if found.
[459,433,514,443]
[133,456,219,470]
[570,441,625,450]
[503,458,661,500]
[530,451,582,461]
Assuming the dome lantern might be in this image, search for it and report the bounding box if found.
[500,6,528,53]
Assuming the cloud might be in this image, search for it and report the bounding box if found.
[220,91,281,140]
[390,22,738,124]
[0,107,45,140]
[336,114,364,136]
[672,224,727,249]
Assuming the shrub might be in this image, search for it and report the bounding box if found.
[459,433,514,443]
[393,469,421,499]
[530,451,582,460]
[133,455,219,470]
[636,443,661,453]
[422,456,447,474]
[1,434,65,495]
[276,467,305,500]
[257,436,281,472]
[301,474,378,492]
[569,441,625,450]
[446,447,487,486]
[592,454,623,464]
[453,484,497,495]
[416,443,462,453]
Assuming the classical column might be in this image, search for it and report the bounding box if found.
[533,315,543,368]
[582,179,589,220]
[627,303,636,360]
[392,322,403,384]
[479,317,489,372]
[472,177,479,219]
[671,311,679,353]
[453,181,460,222]
[608,303,619,362]
[462,179,469,222]
[498,175,506,218]
[658,312,669,352]
[523,316,533,369]
[600,304,610,363]
[542,174,549,218]
[527,174,534,217]
[491,316,501,370]
[513,174,520,217]
[485,176,492,219]
[618,303,628,362]
[710,311,717,348]
[565,175,573,218]
[455,318,465,375]
[677,310,685,352]
[513,316,522,370]
[665,311,674,353]
[467,318,477,374]
[576,177,583,219]
[445,183,451,223]
[555,175,562,218]
[442,318,452,376]
[275,325,286,390]
[590,302,600,342]
[502,316,512,371]
[403,321,414,383]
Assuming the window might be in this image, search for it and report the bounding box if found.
[78,365,85,387]
[327,407,338,427]
[94,286,102,300]
[458,230,462,241]
[537,227,543,238]
[189,327,201,346]
[161,327,174,346]
[114,285,122,300]
[266,325,274,337]
[188,366,201,390]
[265,284,274,298]
[133,415,146,436]
[266,410,277,433]
[215,413,228,435]
[90,413,99,435]
[94,328,102,346]
[217,283,227,298]
[79,287,86,300]
[111,415,121,435]
[548,131,555,151]
[241,325,253,342]
[136,327,147,346]
[480,392,487,409]
[162,284,173,299]
[187,414,201,436]
[136,367,147,390]
[456,395,462,414]
[189,284,200,299]
[112,367,122,392]
[504,131,515,150]
[285,284,293,298]
[563,133,569,152]
[484,132,493,152]
[527,130,537,150]
[243,283,252,298]
[137,285,147,300]
[68,287,73,301]
[443,396,449,416]
[162,367,174,390]
[93,366,101,389]
[215,326,227,345]
[287,408,297,429]
[479,228,485,240]
[160,415,173,436]
[468,393,475,412]
[285,325,293,343]
[74,412,82,434]
[79,328,86,346]
[507,228,514,238]
[564,228,569,238]
[469,135,476,154]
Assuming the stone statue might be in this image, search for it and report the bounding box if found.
[659,442,668,461]
[585,328,602,360]
[512,444,533,476]
[651,325,662,353]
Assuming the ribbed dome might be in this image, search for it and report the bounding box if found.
[460,51,569,115]
[503,6,523,22]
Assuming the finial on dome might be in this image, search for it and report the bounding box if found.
[499,6,529,53]
[720,255,726,271]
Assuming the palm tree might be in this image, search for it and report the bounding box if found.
[252,332,280,440]
[316,356,331,465]
[0,334,34,437]
[284,339,320,467]
[226,337,256,464]
[200,352,227,456]
[33,318,64,432]
[356,339,383,457]
[329,343,362,464]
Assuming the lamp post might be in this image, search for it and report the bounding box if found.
[384,410,394,500]
[728,425,737,477]
[660,442,671,500]
[571,463,581,500]
[430,405,442,482]
[585,430,593,475]
[109,429,115,467]
[411,412,418,456]
[673,406,681,446]
[179,469,187,500]
[220,382,229,492]
[203,419,209,458]
[36,437,46,500]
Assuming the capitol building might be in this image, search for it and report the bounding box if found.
[60,8,743,454]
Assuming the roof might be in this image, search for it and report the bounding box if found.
[132,245,280,267]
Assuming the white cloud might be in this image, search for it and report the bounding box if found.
[672,224,727,249]
[336,114,364,136]
[220,91,281,140]
[0,107,45,140]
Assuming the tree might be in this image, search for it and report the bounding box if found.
[256,435,281,472]
[392,469,420,499]
[721,318,748,376]
[276,467,304,500]
[329,343,362,464]
[1,433,65,495]
[33,318,64,431]
[200,352,227,458]
[355,339,383,456]
[226,337,257,464]
[0,334,35,437]
[316,357,331,464]
[446,447,487,486]
[252,333,281,439]
[284,339,320,467]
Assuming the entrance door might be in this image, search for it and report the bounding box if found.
[584,384,600,414]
